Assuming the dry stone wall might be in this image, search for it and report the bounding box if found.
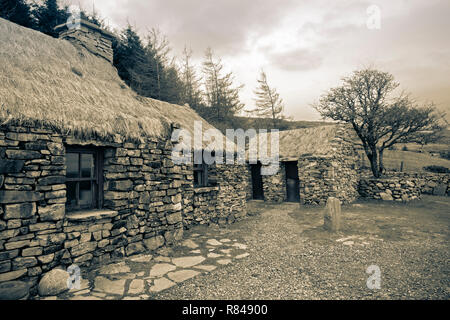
[298,127,360,205]
[358,171,449,200]
[386,172,449,196]
[1,124,248,293]
[358,177,421,201]
[261,162,286,203]
[181,161,248,227]
[248,126,360,205]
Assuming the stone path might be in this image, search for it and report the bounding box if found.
[38,227,250,300]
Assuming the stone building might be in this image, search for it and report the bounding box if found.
[0,18,247,287]
[247,125,360,205]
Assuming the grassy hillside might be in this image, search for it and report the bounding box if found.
[358,149,450,173]
[207,114,450,172]
[206,116,334,134]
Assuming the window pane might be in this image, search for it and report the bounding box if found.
[81,153,95,178]
[66,181,77,207]
[79,181,92,207]
[66,153,79,178]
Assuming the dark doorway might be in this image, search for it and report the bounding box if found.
[250,162,264,200]
[285,161,300,202]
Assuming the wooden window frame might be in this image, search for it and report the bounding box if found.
[65,146,104,211]
[193,162,208,188]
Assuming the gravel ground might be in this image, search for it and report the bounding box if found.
[152,197,450,300]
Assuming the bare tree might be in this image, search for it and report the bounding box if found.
[314,68,446,177]
[248,69,286,129]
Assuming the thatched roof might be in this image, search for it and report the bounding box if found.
[248,125,342,161]
[0,18,222,144]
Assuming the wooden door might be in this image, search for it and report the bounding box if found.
[250,162,264,200]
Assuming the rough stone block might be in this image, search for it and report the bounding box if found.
[0,160,25,174]
[4,203,36,220]
[126,242,145,256]
[38,204,65,221]
[143,235,164,251]
[324,197,341,232]
[380,192,394,201]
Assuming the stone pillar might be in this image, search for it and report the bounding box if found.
[324,197,341,232]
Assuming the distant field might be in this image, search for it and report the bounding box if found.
[396,143,448,154]
[359,150,450,172]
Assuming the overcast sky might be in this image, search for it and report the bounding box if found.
[71,0,450,121]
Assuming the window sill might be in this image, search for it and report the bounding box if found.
[193,186,219,194]
[66,209,118,222]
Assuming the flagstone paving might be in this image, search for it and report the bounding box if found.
[37,226,250,300]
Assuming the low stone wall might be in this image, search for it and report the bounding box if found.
[191,187,219,224]
[181,162,248,227]
[358,171,450,197]
[358,177,421,201]
[387,172,449,196]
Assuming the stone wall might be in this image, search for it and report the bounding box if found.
[261,162,286,203]
[1,124,248,292]
[358,177,421,201]
[246,126,360,205]
[385,172,449,196]
[215,163,248,224]
[181,161,248,227]
[298,127,360,205]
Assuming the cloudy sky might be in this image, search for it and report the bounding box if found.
[71,0,450,121]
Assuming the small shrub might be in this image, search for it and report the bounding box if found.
[401,145,408,151]
[423,165,450,173]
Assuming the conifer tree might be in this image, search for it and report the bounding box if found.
[0,0,35,28]
[202,47,244,121]
[248,70,286,129]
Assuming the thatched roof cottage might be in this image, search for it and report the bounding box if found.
[0,18,248,286]
[247,125,360,205]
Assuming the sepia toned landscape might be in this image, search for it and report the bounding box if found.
[0,0,448,303]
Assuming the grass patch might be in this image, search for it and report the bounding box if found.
[288,195,450,243]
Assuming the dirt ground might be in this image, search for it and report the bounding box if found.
[153,195,450,300]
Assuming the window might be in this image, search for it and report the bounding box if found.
[193,162,208,187]
[66,147,103,211]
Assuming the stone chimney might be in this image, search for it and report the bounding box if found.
[54,19,115,63]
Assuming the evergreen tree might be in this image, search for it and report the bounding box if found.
[144,28,185,104]
[202,47,244,121]
[159,61,183,104]
[144,28,170,100]
[113,25,157,96]
[180,46,204,110]
[0,0,35,28]
[248,70,286,128]
[34,0,69,37]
